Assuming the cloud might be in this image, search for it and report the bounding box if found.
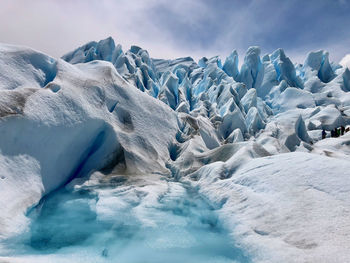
[0,0,349,64]
[0,0,203,59]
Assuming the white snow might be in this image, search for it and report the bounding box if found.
[189,151,350,263]
[0,44,179,239]
[340,54,350,70]
[1,38,350,262]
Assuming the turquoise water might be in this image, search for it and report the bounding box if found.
[4,174,250,263]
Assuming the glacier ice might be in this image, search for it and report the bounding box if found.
[270,48,303,89]
[223,50,239,81]
[1,37,350,262]
[0,44,179,239]
[304,50,335,83]
[189,151,350,263]
[1,174,249,263]
[238,47,264,92]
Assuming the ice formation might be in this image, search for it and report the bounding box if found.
[1,37,350,262]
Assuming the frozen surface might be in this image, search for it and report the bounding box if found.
[0,174,250,263]
[0,43,178,239]
[189,152,350,263]
[1,39,350,262]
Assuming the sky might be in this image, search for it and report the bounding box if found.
[1,0,349,65]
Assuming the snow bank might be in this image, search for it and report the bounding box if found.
[0,44,178,239]
[1,38,350,262]
[190,152,350,263]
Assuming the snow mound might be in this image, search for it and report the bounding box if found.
[190,152,350,263]
[0,44,178,239]
[1,38,350,262]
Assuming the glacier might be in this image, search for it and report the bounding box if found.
[0,37,350,262]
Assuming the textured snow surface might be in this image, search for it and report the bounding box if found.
[189,151,350,263]
[0,43,178,239]
[1,38,350,262]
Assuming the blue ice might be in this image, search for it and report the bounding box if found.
[5,175,251,263]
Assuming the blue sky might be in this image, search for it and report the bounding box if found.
[1,0,349,64]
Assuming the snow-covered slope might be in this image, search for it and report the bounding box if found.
[1,38,350,262]
[0,43,179,239]
[189,151,350,263]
